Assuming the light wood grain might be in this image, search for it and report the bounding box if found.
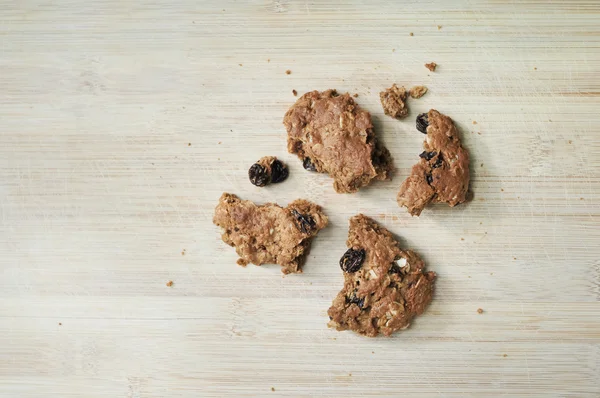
[1,0,599,397]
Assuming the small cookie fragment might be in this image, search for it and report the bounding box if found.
[328,215,436,337]
[166,281,174,287]
[283,89,393,193]
[248,156,289,187]
[213,193,328,274]
[397,109,471,216]
[409,85,428,99]
[380,84,408,119]
[425,62,437,72]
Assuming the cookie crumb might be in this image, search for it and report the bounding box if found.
[409,85,428,99]
[166,281,174,287]
[292,89,297,96]
[188,143,191,146]
[503,354,508,358]
[285,69,291,75]
[239,63,242,66]
[218,141,222,144]
[480,163,483,167]
[580,197,584,200]
[425,62,437,72]
[267,59,270,62]
[460,237,464,241]
[472,120,477,125]
[58,322,62,326]
[380,84,408,119]
[409,32,414,36]
[348,373,352,377]
[534,67,537,70]
[568,140,572,144]
[477,308,483,314]
[392,48,395,52]
[513,257,517,260]
[181,249,186,256]
[353,93,358,98]
[437,25,442,30]
[237,258,249,267]
[501,188,504,192]
[271,387,275,392]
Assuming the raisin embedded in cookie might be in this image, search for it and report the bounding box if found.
[213,193,328,274]
[248,156,289,187]
[397,109,470,216]
[327,215,436,337]
[283,89,393,193]
[380,84,409,119]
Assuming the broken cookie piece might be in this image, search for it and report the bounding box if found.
[425,62,437,72]
[283,89,393,193]
[328,215,436,337]
[213,193,328,274]
[409,85,428,99]
[248,156,289,187]
[380,84,409,119]
[397,109,470,216]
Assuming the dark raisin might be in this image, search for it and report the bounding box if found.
[339,248,366,273]
[416,113,429,134]
[270,159,289,183]
[248,163,269,187]
[432,155,443,168]
[419,150,437,161]
[389,264,402,274]
[291,209,316,234]
[303,157,317,172]
[346,290,365,309]
[426,174,433,184]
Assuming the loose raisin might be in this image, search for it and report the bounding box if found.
[419,151,437,161]
[291,209,316,234]
[249,163,269,187]
[303,157,317,172]
[416,113,429,134]
[270,159,289,183]
[339,248,366,273]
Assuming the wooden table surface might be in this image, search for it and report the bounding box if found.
[1,1,599,397]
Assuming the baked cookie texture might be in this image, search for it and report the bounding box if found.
[397,109,470,216]
[328,215,436,337]
[283,89,393,193]
[213,193,328,274]
[380,84,409,119]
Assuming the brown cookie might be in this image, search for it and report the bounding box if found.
[283,89,393,193]
[327,215,436,337]
[397,109,470,216]
[213,193,328,274]
[380,84,409,119]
